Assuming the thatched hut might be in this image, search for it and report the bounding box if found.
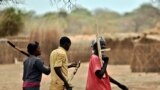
[131,34,160,72]
[0,36,28,64]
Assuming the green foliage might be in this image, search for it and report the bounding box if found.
[0,2,158,35]
[58,9,68,18]
[125,3,160,32]
[71,7,92,16]
[94,8,121,19]
[134,3,160,15]
[0,7,24,37]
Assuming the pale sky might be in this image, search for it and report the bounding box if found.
[10,0,152,14]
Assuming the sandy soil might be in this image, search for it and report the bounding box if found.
[0,63,160,90]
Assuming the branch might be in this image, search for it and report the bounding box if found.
[51,0,76,9]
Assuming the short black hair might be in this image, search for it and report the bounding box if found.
[60,36,71,46]
[91,37,106,50]
[93,40,106,50]
[27,41,39,55]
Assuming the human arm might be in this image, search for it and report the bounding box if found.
[68,62,77,68]
[53,53,72,90]
[54,67,72,90]
[95,61,108,79]
[109,76,128,90]
[35,59,50,75]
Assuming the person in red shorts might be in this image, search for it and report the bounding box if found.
[86,38,128,90]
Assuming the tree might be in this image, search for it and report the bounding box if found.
[71,7,92,16]
[0,7,24,37]
[0,0,22,4]
[58,9,68,18]
[152,0,160,4]
[130,3,160,32]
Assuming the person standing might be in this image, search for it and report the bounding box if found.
[86,39,128,90]
[23,41,50,90]
[50,36,76,90]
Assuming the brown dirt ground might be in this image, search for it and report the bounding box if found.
[0,63,160,90]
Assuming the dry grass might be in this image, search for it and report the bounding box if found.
[68,35,93,62]
[0,63,160,90]
[105,37,134,64]
[1,33,160,73]
[131,43,160,72]
[68,34,135,64]
[0,36,28,64]
[29,30,61,65]
[0,40,14,64]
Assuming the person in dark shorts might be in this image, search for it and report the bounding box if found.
[22,41,50,90]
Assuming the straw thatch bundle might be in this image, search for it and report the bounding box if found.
[0,37,28,64]
[29,30,60,65]
[0,39,14,64]
[68,40,91,62]
[131,34,160,72]
[131,43,160,72]
[105,37,134,64]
